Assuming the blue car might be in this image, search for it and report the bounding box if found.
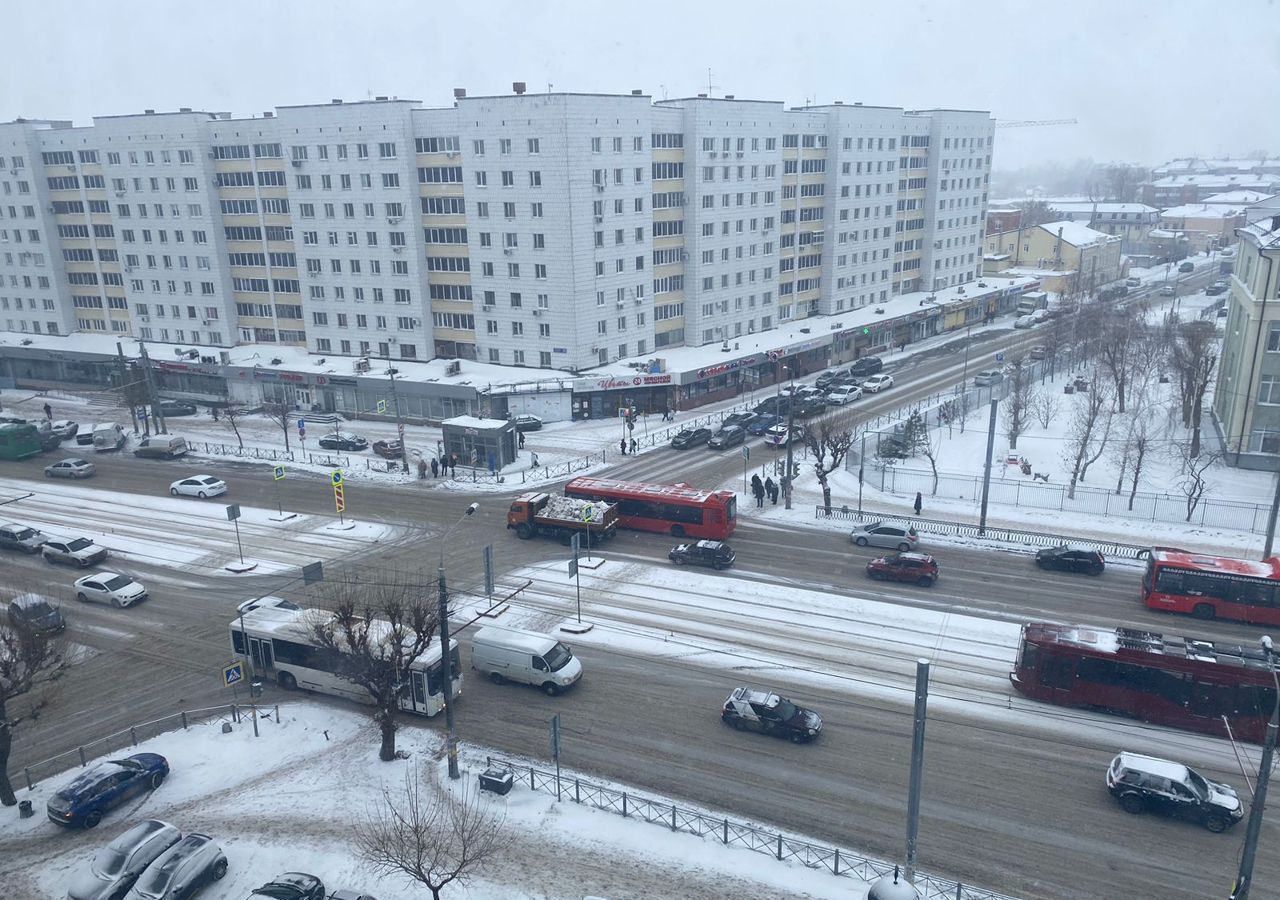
[48,753,170,829]
[746,414,783,436]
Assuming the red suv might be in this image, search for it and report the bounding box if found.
[866,552,939,587]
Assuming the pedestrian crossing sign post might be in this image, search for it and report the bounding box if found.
[376,399,387,414]
[223,661,244,688]
[331,470,346,522]
[273,465,285,481]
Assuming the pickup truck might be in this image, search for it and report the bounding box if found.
[507,492,618,543]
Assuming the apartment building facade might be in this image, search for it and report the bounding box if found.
[0,90,991,374]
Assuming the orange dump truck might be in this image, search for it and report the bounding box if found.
[506,492,618,543]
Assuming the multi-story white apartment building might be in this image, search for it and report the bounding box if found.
[0,89,991,373]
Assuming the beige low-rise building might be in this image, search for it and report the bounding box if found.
[1159,204,1247,252]
[982,220,1123,295]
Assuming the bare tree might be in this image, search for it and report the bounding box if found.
[261,398,293,454]
[310,568,441,761]
[1002,359,1035,450]
[1060,374,1111,500]
[1105,164,1148,203]
[220,403,249,451]
[1032,392,1061,430]
[1169,321,1219,458]
[355,769,504,900]
[1,584,71,807]
[1128,414,1155,511]
[1077,402,1114,483]
[1174,442,1219,522]
[1017,200,1057,227]
[916,418,942,495]
[803,412,857,515]
[1096,307,1136,412]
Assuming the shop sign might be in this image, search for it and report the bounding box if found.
[695,355,759,380]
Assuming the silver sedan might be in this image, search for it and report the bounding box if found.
[45,458,96,479]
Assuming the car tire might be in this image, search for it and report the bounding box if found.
[855,537,869,547]
[278,672,297,690]
[78,558,91,568]
[1192,603,1216,620]
[150,771,166,790]
[1090,565,1105,576]
[170,488,179,496]
[1035,559,1047,569]
[1119,793,1144,815]
[44,470,52,478]
[713,561,724,570]
[789,732,807,744]
[1203,815,1230,834]
[918,576,934,587]
[673,556,685,565]
[113,597,124,608]
[515,524,533,540]
[197,491,208,499]
[212,857,228,880]
[489,672,505,686]
[83,810,102,829]
[76,592,89,603]
[543,682,560,696]
[897,543,911,552]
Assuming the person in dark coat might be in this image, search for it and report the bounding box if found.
[417,458,428,480]
[518,431,526,449]
[430,458,439,478]
[765,476,778,505]
[450,453,458,475]
[913,492,923,516]
[630,437,638,454]
[619,438,628,455]
[43,402,52,420]
[750,474,765,508]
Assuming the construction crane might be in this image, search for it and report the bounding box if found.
[995,118,1078,129]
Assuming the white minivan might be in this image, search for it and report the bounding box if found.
[472,626,583,695]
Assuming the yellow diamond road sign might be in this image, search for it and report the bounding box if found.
[273,465,285,481]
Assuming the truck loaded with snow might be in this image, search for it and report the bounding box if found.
[507,492,618,542]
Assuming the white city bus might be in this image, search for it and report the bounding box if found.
[228,596,461,716]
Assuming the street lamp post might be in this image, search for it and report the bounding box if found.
[437,501,479,780]
[783,365,797,510]
[1230,635,1280,899]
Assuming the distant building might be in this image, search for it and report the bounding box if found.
[1158,204,1247,252]
[1213,212,1280,469]
[985,207,1021,233]
[1042,200,1159,251]
[983,220,1122,295]
[1142,173,1280,207]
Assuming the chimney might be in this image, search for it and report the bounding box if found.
[263,111,274,118]
[331,99,343,104]
[854,102,863,106]
[512,81,526,95]
[144,109,155,115]
[725,94,734,100]
[375,95,388,101]
[453,88,467,99]
[697,93,707,98]
[834,100,843,105]
[631,89,643,96]
[179,107,192,113]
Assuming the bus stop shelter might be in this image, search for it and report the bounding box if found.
[440,416,517,473]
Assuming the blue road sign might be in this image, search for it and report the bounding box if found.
[297,418,306,432]
[996,352,1005,363]
[223,661,244,687]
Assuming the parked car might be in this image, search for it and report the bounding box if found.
[5,592,66,634]
[1014,315,1035,329]
[50,419,80,440]
[1179,261,1195,273]
[47,753,169,829]
[1159,284,1177,297]
[866,552,939,586]
[156,400,198,418]
[1125,276,1142,287]
[825,385,862,405]
[1206,280,1229,296]
[45,457,97,479]
[746,413,783,435]
[68,819,184,900]
[1028,346,1047,361]
[972,370,1003,387]
[861,373,894,393]
[1029,308,1050,324]
[511,414,543,433]
[670,427,713,450]
[849,521,919,551]
[318,431,369,452]
[721,686,822,743]
[123,833,227,900]
[371,439,403,459]
[1106,752,1242,833]
[669,540,735,570]
[849,356,884,377]
[753,398,786,417]
[0,522,47,553]
[169,475,227,498]
[814,371,841,390]
[1035,545,1105,575]
[790,397,826,418]
[43,536,109,568]
[76,427,98,447]
[246,872,326,900]
[133,436,189,460]
[75,572,149,607]
[707,426,746,450]
[764,424,806,446]
[721,411,758,430]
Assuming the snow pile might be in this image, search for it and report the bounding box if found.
[541,495,613,524]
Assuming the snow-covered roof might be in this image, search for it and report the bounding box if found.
[1160,204,1245,220]
[1034,221,1118,247]
[1001,265,1078,278]
[441,415,511,430]
[1045,201,1157,215]
[1201,190,1276,205]
[1150,174,1278,188]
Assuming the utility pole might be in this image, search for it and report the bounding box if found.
[978,398,998,535]
[115,342,139,434]
[436,502,478,780]
[137,342,167,435]
[1264,473,1280,559]
[783,366,797,509]
[857,430,866,515]
[1230,637,1280,900]
[387,359,409,474]
[903,658,931,884]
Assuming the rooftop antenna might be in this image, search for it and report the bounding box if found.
[659,84,668,100]
[547,83,553,93]
[706,67,720,98]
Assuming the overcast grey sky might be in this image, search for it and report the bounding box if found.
[8,0,1279,170]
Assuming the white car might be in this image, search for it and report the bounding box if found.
[861,374,894,393]
[825,386,863,405]
[74,571,149,607]
[169,475,227,498]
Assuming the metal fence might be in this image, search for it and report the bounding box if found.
[13,704,279,793]
[485,757,1021,900]
[194,441,351,469]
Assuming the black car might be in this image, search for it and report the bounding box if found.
[5,593,66,635]
[849,356,884,377]
[707,426,747,450]
[371,439,403,459]
[721,685,822,743]
[721,411,758,430]
[753,397,790,417]
[511,414,543,433]
[247,872,326,900]
[669,540,735,569]
[1035,545,1105,575]
[1106,752,1243,833]
[157,400,198,417]
[318,431,369,452]
[815,371,840,390]
[1205,282,1228,296]
[670,427,713,450]
[48,753,169,829]
[790,398,826,418]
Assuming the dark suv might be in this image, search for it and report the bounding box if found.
[849,356,884,377]
[707,426,746,450]
[721,685,822,743]
[866,553,939,586]
[669,540,735,570]
[48,753,169,828]
[6,593,66,635]
[670,427,712,450]
[1035,545,1105,575]
[1106,752,1242,833]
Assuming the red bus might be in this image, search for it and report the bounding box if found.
[1142,550,1280,625]
[563,477,736,540]
[1010,622,1276,743]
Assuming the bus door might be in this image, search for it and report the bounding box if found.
[1188,681,1233,728]
[248,637,274,672]
[399,668,430,714]
[1037,652,1077,698]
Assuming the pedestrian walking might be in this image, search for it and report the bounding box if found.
[751,474,765,508]
[630,437,638,454]
[429,458,438,478]
[417,458,428,480]
[913,491,923,516]
[518,431,526,449]
[619,438,627,456]
[531,451,539,468]
[765,476,777,505]
[42,402,52,420]
[450,453,458,476]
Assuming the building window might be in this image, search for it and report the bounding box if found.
[1268,323,1280,353]
[1260,375,1280,405]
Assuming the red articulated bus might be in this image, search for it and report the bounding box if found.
[1010,622,1276,743]
[1142,550,1280,625]
[563,477,736,540]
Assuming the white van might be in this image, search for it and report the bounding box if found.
[91,423,127,451]
[471,626,582,695]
